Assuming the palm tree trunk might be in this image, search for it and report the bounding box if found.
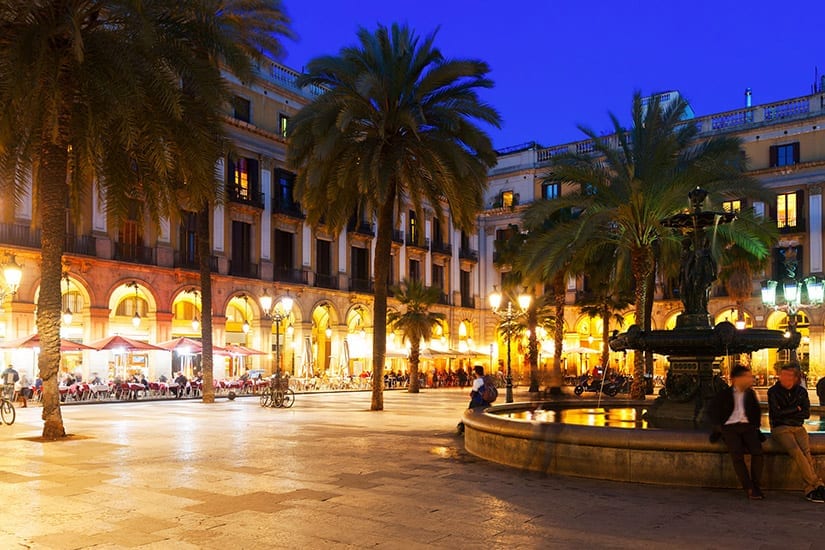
[643,266,655,390]
[527,299,539,393]
[548,271,566,395]
[408,342,420,393]
[197,204,215,403]
[630,247,654,399]
[601,303,611,374]
[37,140,68,439]
[371,190,396,411]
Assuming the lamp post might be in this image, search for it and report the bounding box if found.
[260,290,294,375]
[489,286,531,403]
[761,276,823,363]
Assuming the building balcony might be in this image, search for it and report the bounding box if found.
[392,230,404,244]
[459,247,479,262]
[227,184,264,209]
[0,223,41,249]
[778,219,806,234]
[406,236,429,251]
[348,220,375,237]
[272,199,304,219]
[229,260,259,279]
[437,292,450,305]
[65,234,95,256]
[114,242,157,265]
[273,266,308,285]
[430,241,452,256]
[349,278,373,293]
[314,273,339,290]
[460,294,474,308]
[173,252,219,272]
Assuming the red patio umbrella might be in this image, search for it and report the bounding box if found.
[221,344,266,356]
[156,337,203,354]
[0,333,95,352]
[88,335,167,352]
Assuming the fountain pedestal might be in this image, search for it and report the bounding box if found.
[645,353,721,428]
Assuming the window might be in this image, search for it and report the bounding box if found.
[542,182,560,200]
[275,170,297,210]
[501,190,514,208]
[408,259,421,282]
[230,221,252,276]
[432,264,445,290]
[408,210,419,244]
[722,200,742,213]
[351,246,369,281]
[460,269,472,307]
[232,96,251,123]
[178,211,199,266]
[770,142,800,167]
[228,157,259,202]
[460,231,470,250]
[432,218,443,246]
[279,114,289,138]
[316,239,332,276]
[777,192,798,229]
[274,230,294,271]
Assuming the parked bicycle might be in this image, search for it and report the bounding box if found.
[260,373,295,409]
[1,386,15,425]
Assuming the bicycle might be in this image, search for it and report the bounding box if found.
[1,386,15,425]
[259,374,295,409]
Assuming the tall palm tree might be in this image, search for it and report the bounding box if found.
[523,93,770,399]
[0,0,291,436]
[387,279,445,394]
[288,23,500,410]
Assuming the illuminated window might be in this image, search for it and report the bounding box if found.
[234,158,249,198]
[279,114,289,138]
[777,193,798,228]
[501,191,514,208]
[770,143,800,167]
[722,200,741,213]
[541,182,560,200]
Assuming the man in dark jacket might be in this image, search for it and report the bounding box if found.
[709,365,764,499]
[768,363,825,502]
[816,376,825,406]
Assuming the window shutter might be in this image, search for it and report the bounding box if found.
[797,190,805,228]
[227,157,235,185]
[793,142,801,164]
[248,158,259,191]
[769,145,778,168]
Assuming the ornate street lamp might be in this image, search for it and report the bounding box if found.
[61,273,73,325]
[260,290,294,374]
[489,285,532,403]
[125,281,141,328]
[761,275,823,362]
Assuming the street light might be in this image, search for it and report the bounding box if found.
[761,275,823,362]
[489,285,532,403]
[2,256,22,299]
[61,273,73,325]
[260,290,294,374]
[125,281,141,328]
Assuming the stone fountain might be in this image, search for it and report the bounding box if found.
[609,187,800,427]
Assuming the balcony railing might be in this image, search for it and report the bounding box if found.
[174,252,219,272]
[406,235,429,250]
[273,267,308,285]
[437,293,450,305]
[65,234,95,256]
[227,184,264,209]
[0,223,40,248]
[392,230,404,244]
[778,218,807,234]
[352,222,375,236]
[459,247,479,261]
[315,273,338,290]
[229,260,259,279]
[430,241,452,256]
[114,242,156,265]
[272,200,304,219]
[460,294,474,308]
[349,278,373,293]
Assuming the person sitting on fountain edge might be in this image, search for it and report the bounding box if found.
[768,363,825,503]
[709,365,765,500]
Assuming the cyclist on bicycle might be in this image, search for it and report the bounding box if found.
[2,364,19,400]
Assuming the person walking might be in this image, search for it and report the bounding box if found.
[17,373,31,408]
[768,363,825,503]
[709,366,764,499]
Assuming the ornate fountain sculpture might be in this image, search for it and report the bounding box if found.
[610,187,800,427]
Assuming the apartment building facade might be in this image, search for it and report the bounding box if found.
[483,89,825,381]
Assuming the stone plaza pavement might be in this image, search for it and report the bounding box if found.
[1,390,825,550]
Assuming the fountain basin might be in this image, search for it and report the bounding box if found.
[463,401,825,490]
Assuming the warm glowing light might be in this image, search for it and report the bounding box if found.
[325,326,332,339]
[488,286,502,311]
[132,312,141,328]
[286,324,294,338]
[3,257,22,293]
[281,295,294,312]
[242,319,250,334]
[761,280,777,307]
[783,281,800,304]
[517,292,532,312]
[192,317,200,332]
[259,291,273,314]
[62,308,73,325]
[735,320,746,330]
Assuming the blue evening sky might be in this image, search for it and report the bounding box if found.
[282,0,825,149]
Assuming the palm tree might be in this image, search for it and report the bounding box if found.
[288,23,500,410]
[387,279,445,393]
[0,0,291,436]
[523,93,771,399]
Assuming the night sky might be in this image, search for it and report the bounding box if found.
[282,0,825,149]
